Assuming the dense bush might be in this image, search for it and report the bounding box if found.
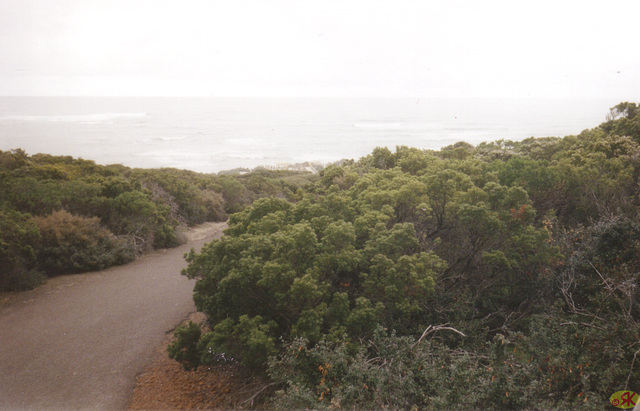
[0,204,43,290]
[182,195,446,369]
[268,329,549,410]
[172,102,640,409]
[0,149,316,290]
[167,321,203,371]
[32,210,135,276]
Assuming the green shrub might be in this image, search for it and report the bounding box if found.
[32,210,135,276]
[0,204,44,291]
[267,328,540,410]
[167,321,203,371]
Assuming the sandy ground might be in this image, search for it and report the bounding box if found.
[127,312,273,410]
[0,222,226,410]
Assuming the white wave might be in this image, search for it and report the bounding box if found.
[141,135,188,143]
[0,112,148,124]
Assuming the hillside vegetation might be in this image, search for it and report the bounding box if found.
[0,154,317,291]
[169,102,640,409]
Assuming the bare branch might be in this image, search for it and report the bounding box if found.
[559,321,605,330]
[625,348,640,391]
[412,324,466,350]
[589,262,612,290]
[589,262,636,322]
[243,382,277,408]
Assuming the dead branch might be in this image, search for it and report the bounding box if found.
[559,321,605,330]
[590,262,613,290]
[625,348,640,391]
[412,324,466,350]
[243,382,277,408]
[590,262,636,322]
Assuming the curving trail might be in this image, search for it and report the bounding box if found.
[0,222,225,410]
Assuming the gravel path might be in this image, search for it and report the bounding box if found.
[0,222,226,410]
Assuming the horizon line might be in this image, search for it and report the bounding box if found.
[0,94,621,100]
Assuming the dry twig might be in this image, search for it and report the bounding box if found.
[412,324,466,350]
[243,382,277,408]
[625,348,640,391]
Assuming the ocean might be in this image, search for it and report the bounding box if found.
[0,96,619,173]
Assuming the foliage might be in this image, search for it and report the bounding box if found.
[32,210,135,275]
[268,329,548,410]
[0,149,316,290]
[171,102,640,409]
[601,101,640,141]
[182,192,445,368]
[0,203,43,290]
[5,102,640,408]
[167,321,203,371]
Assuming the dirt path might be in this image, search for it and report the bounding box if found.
[0,222,226,410]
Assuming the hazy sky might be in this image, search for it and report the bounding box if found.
[0,0,638,98]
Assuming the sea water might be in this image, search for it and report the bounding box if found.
[0,96,618,173]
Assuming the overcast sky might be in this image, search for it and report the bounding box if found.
[0,0,638,98]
